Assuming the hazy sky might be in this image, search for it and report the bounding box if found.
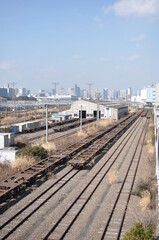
[0,0,159,93]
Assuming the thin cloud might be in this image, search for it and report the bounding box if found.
[103,0,159,18]
[131,33,145,42]
[72,54,84,60]
[128,54,140,61]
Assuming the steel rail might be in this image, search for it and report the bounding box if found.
[0,112,139,203]
[41,118,145,240]
[0,168,75,230]
[100,119,148,240]
[0,115,142,239]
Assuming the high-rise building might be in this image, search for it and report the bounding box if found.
[81,89,88,99]
[141,87,146,102]
[146,85,155,104]
[68,88,75,95]
[127,87,132,97]
[103,88,108,100]
[7,87,15,99]
[74,84,81,98]
[52,89,56,95]
[119,89,127,99]
[18,88,27,97]
[0,88,7,98]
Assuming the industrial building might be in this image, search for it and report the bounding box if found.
[62,100,128,120]
[51,113,72,122]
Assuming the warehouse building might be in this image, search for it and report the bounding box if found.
[62,100,128,120]
[51,113,72,122]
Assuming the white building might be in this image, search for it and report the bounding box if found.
[146,85,155,104]
[0,148,18,163]
[62,100,128,120]
[0,133,17,163]
[18,88,27,97]
[141,87,146,102]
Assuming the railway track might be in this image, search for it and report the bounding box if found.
[100,119,148,240]
[41,118,147,240]
[0,114,147,240]
[15,118,95,143]
[0,112,140,204]
[21,120,96,143]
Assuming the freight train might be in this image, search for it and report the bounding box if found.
[0,118,77,134]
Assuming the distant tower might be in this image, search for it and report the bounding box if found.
[87,83,93,99]
[9,82,17,99]
[127,87,132,97]
[52,82,59,96]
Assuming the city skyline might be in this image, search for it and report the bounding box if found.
[0,0,159,91]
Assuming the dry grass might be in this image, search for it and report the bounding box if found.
[56,135,79,149]
[139,190,151,211]
[0,162,15,181]
[41,135,46,144]
[108,171,118,184]
[133,176,157,211]
[77,130,88,138]
[1,116,18,125]
[142,209,156,226]
[41,142,56,154]
[0,106,68,126]
[56,121,114,151]
[86,126,98,135]
[11,155,36,171]
[146,144,155,156]
[99,119,113,128]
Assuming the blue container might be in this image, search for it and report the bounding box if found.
[37,121,42,127]
[10,125,19,134]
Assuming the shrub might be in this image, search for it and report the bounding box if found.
[24,145,48,160]
[132,178,157,210]
[41,142,56,154]
[123,222,155,240]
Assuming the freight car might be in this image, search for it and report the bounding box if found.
[53,118,96,132]
[0,118,79,134]
[146,110,151,119]
[140,110,148,117]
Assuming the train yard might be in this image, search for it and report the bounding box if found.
[14,118,96,143]
[0,111,155,240]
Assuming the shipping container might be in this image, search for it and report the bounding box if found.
[10,125,19,134]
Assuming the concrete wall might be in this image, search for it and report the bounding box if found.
[0,148,18,163]
[67,100,105,119]
[0,134,9,149]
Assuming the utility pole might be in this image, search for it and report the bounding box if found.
[46,104,48,143]
[96,93,100,128]
[80,105,82,131]
[52,82,59,98]
[87,83,93,99]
